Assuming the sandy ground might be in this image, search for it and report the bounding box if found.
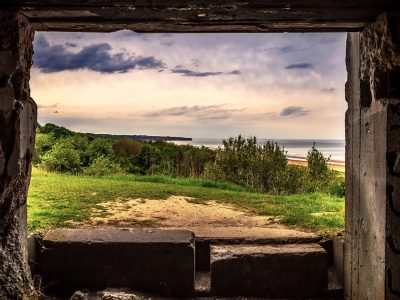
[67,196,319,239]
[89,195,283,229]
[288,158,345,173]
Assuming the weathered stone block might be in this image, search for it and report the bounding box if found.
[194,226,321,271]
[40,228,195,297]
[211,243,327,298]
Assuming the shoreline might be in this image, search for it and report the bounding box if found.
[287,156,345,173]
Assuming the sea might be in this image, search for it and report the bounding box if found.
[172,138,345,163]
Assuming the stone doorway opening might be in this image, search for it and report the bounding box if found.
[0,3,399,299]
[27,30,346,298]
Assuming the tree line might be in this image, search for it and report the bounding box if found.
[34,123,345,197]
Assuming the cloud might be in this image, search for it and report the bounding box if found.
[285,63,313,70]
[37,103,60,109]
[264,45,295,54]
[171,67,241,77]
[280,106,310,117]
[161,40,175,47]
[65,42,78,48]
[39,116,107,128]
[171,68,222,77]
[33,35,165,74]
[145,105,245,120]
[191,59,200,68]
[322,87,335,93]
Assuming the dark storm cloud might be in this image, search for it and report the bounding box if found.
[285,63,313,70]
[280,106,310,117]
[171,67,241,77]
[33,35,165,73]
[145,105,245,120]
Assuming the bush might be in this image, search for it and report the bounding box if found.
[113,140,142,157]
[307,144,330,180]
[33,133,56,165]
[87,138,114,162]
[61,135,90,166]
[330,178,346,197]
[206,136,288,193]
[38,123,74,139]
[40,143,82,173]
[84,156,124,176]
[306,144,334,193]
[280,166,309,194]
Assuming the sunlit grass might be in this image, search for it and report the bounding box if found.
[28,168,344,235]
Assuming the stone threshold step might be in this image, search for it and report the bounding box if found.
[194,269,342,299]
[39,228,195,298]
[191,226,322,271]
[210,243,328,298]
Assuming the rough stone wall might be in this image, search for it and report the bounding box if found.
[387,102,400,299]
[0,11,37,300]
[345,13,400,300]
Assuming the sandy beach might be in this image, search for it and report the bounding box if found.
[287,156,345,173]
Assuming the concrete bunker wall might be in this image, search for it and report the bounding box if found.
[345,14,400,300]
[0,11,37,300]
[0,8,399,300]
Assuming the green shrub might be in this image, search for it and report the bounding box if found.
[61,135,90,166]
[307,144,330,180]
[330,178,346,197]
[40,143,82,173]
[306,145,334,193]
[33,133,56,165]
[206,136,288,193]
[281,166,309,194]
[87,138,114,162]
[84,156,124,176]
[38,123,74,139]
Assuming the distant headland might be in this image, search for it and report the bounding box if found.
[87,133,192,142]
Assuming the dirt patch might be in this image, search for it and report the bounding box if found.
[88,196,282,228]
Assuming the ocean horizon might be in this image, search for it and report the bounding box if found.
[172,138,345,162]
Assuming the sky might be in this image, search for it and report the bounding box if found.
[31,31,347,139]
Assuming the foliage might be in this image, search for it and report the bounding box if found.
[113,140,142,157]
[33,132,56,164]
[61,135,90,166]
[307,144,330,178]
[84,155,124,176]
[330,177,346,197]
[306,145,334,193]
[206,136,288,193]
[40,143,81,173]
[33,123,344,196]
[87,138,114,162]
[38,123,74,139]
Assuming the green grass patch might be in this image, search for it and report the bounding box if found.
[28,168,344,235]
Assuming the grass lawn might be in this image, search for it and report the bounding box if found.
[28,168,345,235]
